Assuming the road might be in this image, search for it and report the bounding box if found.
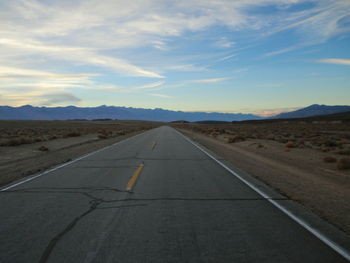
[0,126,348,263]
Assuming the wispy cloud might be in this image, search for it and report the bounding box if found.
[316,58,350,66]
[215,54,237,62]
[214,37,235,48]
[149,93,173,98]
[0,38,164,78]
[0,66,98,80]
[132,81,164,90]
[191,78,229,83]
[166,64,208,72]
[38,92,82,106]
[263,45,302,57]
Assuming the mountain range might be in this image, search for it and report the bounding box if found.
[0,105,261,122]
[272,104,350,119]
[0,104,349,122]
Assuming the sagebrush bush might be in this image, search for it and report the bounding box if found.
[337,158,350,170]
[38,145,49,151]
[65,132,81,137]
[285,141,295,148]
[323,156,337,163]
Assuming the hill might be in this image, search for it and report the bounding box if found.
[273,104,350,119]
[0,105,261,122]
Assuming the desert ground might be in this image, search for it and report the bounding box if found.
[0,120,161,187]
[173,118,350,234]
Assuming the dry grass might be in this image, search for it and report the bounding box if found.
[173,120,350,156]
[0,120,160,147]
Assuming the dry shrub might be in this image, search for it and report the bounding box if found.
[337,158,350,170]
[98,134,108,139]
[210,132,220,138]
[322,147,331,152]
[19,137,33,144]
[48,135,59,140]
[98,130,109,139]
[38,145,49,151]
[336,149,350,155]
[227,135,245,143]
[6,138,21,146]
[323,140,338,147]
[116,130,126,135]
[65,132,81,137]
[323,156,337,163]
[285,141,295,148]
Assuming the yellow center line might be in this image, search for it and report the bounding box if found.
[151,141,157,150]
[126,163,145,191]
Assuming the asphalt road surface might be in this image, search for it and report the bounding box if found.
[0,126,348,263]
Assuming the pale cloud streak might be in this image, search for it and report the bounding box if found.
[316,58,350,66]
[149,93,173,99]
[0,38,164,78]
[191,78,229,83]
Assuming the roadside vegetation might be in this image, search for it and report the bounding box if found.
[174,120,350,170]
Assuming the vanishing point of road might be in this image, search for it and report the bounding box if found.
[0,126,349,262]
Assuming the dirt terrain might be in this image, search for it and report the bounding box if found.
[0,120,161,187]
[174,119,350,234]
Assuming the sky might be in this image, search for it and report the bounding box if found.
[0,0,349,116]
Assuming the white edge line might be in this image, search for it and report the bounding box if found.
[0,131,146,192]
[175,128,350,261]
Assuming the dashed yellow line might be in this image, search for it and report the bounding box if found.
[151,141,157,150]
[126,163,144,191]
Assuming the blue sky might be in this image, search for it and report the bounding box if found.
[0,0,349,116]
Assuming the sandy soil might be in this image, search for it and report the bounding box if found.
[179,128,350,235]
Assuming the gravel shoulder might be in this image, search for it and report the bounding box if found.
[179,128,350,235]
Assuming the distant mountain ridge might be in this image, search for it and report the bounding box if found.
[0,105,261,122]
[273,104,350,119]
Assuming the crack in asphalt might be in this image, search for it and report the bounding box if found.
[2,187,287,263]
[34,188,146,263]
[1,187,287,202]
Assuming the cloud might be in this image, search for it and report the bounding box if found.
[39,92,82,106]
[166,64,208,72]
[316,58,350,66]
[214,37,235,48]
[250,107,300,117]
[0,89,82,107]
[191,78,229,83]
[1,0,350,108]
[3,0,347,76]
[132,81,164,90]
[0,38,164,78]
[263,44,303,57]
[215,54,237,62]
[0,66,98,79]
[149,93,173,98]
[0,66,97,91]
